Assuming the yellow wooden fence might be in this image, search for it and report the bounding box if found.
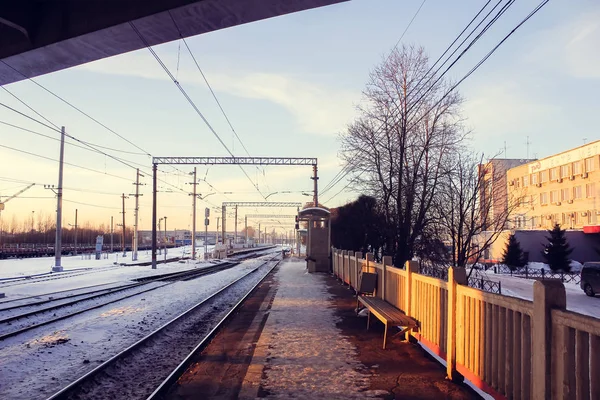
[332,247,600,400]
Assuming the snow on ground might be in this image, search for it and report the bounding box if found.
[0,245,215,279]
[0,254,275,400]
[493,274,600,319]
[258,259,383,399]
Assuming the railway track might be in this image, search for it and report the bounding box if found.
[44,254,282,400]
[0,260,242,341]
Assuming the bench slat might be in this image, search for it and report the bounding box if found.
[358,296,416,327]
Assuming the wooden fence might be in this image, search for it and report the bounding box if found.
[332,248,600,400]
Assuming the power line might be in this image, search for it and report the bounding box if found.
[129,21,265,199]
[0,59,153,157]
[406,0,516,115]
[405,0,550,130]
[0,143,132,181]
[390,0,427,52]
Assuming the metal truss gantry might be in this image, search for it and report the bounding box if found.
[152,157,317,166]
[150,157,317,269]
[222,202,302,246]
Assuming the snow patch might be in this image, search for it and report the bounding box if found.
[259,259,374,399]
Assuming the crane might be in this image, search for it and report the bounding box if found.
[0,183,35,211]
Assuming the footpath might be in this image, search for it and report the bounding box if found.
[164,258,480,400]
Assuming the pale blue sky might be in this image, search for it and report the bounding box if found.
[0,0,598,233]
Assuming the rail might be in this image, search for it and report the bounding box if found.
[45,254,281,400]
[332,247,600,400]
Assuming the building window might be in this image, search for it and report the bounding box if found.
[585,157,595,172]
[561,188,570,201]
[540,192,548,205]
[550,168,558,181]
[560,164,569,178]
[550,190,560,204]
[523,175,529,187]
[541,170,549,183]
[573,161,582,175]
[531,173,539,184]
[574,212,580,226]
[562,213,568,225]
[532,216,539,227]
[574,186,583,199]
[586,183,596,198]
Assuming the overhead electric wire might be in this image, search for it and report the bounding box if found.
[405,0,551,131]
[406,0,516,115]
[129,21,265,199]
[0,143,132,181]
[0,59,152,157]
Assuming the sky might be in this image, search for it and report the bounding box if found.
[0,0,599,235]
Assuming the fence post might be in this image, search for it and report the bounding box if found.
[366,252,375,295]
[405,260,418,316]
[355,252,363,295]
[382,256,392,302]
[447,266,467,382]
[343,250,349,285]
[532,280,566,400]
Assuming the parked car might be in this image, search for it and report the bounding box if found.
[580,262,600,297]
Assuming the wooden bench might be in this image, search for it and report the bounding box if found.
[358,295,417,349]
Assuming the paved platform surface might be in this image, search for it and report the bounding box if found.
[164,258,480,399]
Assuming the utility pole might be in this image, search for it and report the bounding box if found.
[234,205,238,248]
[221,205,226,248]
[204,207,209,257]
[244,215,248,247]
[216,216,220,245]
[121,193,128,257]
[53,126,66,272]
[164,216,167,261]
[130,169,143,261]
[73,209,78,256]
[110,216,114,252]
[190,167,198,260]
[258,223,261,244]
[152,163,157,269]
[311,164,319,207]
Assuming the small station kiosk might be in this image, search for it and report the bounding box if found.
[297,207,331,273]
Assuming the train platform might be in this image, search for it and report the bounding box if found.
[163,258,480,400]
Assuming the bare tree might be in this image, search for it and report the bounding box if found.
[434,152,524,277]
[340,45,465,267]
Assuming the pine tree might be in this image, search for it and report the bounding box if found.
[502,234,527,271]
[542,223,573,272]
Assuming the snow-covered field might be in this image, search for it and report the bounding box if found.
[0,248,278,399]
[488,273,600,319]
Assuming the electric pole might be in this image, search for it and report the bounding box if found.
[130,169,143,261]
[258,222,261,244]
[234,205,238,247]
[244,215,248,247]
[110,216,114,252]
[53,126,66,272]
[121,193,128,257]
[71,209,78,256]
[164,216,167,261]
[204,207,209,257]
[311,164,319,207]
[216,216,220,245]
[190,167,198,259]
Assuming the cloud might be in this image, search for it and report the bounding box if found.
[523,9,600,79]
[77,52,358,135]
[564,14,600,79]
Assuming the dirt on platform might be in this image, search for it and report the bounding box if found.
[325,274,481,400]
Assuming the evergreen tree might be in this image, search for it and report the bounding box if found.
[502,234,527,271]
[542,224,573,272]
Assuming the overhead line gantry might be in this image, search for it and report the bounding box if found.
[150,157,317,269]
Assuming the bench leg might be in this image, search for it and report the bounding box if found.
[383,322,388,349]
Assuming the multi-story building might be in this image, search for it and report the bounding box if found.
[479,158,533,229]
[506,140,600,232]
